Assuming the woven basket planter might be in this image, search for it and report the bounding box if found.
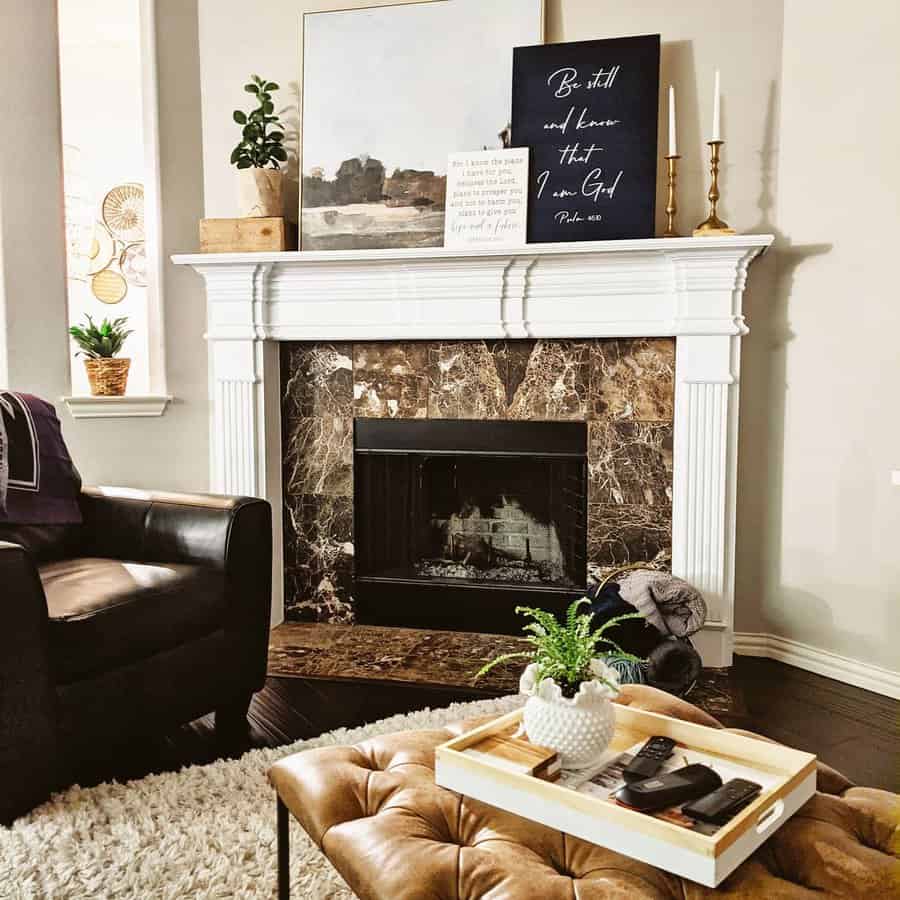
[84,358,131,396]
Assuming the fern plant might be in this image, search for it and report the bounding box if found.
[475,598,644,697]
[231,74,287,169]
[69,315,132,359]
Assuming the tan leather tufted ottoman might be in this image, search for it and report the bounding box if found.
[268,686,900,899]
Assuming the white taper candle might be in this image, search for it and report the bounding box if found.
[712,70,721,141]
[668,84,677,156]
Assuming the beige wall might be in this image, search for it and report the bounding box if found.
[742,0,899,670]
[0,1,71,402]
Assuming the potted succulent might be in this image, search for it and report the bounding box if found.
[69,314,133,396]
[231,74,288,217]
[476,599,643,769]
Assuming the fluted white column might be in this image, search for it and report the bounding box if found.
[194,262,283,623]
[211,346,259,495]
[670,246,756,664]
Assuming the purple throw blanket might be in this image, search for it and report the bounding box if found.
[0,392,81,524]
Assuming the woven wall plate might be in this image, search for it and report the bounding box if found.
[119,242,147,286]
[102,183,144,243]
[86,221,116,276]
[91,268,128,304]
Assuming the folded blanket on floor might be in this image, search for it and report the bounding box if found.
[586,579,667,657]
[618,570,707,637]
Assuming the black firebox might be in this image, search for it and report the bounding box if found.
[353,418,588,634]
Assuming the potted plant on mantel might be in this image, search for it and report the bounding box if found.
[231,74,288,217]
[69,314,133,396]
[476,598,643,770]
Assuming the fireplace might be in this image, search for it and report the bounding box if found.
[176,234,772,664]
[354,419,587,631]
[276,337,676,632]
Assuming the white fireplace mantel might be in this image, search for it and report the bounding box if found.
[174,234,773,667]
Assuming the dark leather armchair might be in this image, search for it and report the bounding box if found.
[0,486,272,825]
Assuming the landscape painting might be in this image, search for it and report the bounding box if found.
[300,0,543,250]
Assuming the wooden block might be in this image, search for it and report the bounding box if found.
[199,217,288,253]
[463,731,561,782]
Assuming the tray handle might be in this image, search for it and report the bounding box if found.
[755,799,785,835]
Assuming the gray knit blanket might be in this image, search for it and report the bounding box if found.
[618,569,707,637]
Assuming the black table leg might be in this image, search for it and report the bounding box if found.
[277,795,290,900]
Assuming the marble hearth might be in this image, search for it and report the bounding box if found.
[280,338,675,626]
[173,234,773,665]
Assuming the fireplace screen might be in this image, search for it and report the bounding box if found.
[354,419,587,592]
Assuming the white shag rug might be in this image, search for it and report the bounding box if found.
[0,695,523,900]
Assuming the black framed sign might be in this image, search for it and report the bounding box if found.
[512,34,660,243]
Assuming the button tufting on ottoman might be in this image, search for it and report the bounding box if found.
[268,685,900,899]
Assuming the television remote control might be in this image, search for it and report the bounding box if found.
[622,736,677,782]
[682,778,763,825]
[615,764,723,812]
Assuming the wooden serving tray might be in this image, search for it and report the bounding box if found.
[435,705,817,888]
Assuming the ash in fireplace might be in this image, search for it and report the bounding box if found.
[414,556,570,585]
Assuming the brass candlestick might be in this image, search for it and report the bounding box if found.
[693,140,735,236]
[663,154,681,237]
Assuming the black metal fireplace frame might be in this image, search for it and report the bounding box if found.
[353,418,588,634]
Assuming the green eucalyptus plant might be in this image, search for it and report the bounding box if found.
[231,74,287,169]
[475,598,644,697]
[68,315,132,359]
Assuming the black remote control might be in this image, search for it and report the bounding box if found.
[615,764,722,812]
[682,778,762,824]
[622,736,677,782]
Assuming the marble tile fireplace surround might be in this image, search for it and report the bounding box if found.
[280,338,673,634]
[174,234,772,666]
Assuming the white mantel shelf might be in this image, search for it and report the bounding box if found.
[173,234,772,342]
[174,234,774,667]
[173,233,770,264]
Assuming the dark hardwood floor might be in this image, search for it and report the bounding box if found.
[79,656,899,795]
[731,655,899,791]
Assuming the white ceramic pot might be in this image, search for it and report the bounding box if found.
[238,167,283,217]
[520,660,620,770]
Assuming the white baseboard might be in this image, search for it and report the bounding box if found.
[734,632,900,700]
[692,622,730,669]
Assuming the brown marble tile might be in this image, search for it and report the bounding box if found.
[427,341,507,419]
[508,340,592,420]
[283,494,355,623]
[353,342,429,419]
[588,420,673,507]
[587,501,672,566]
[500,340,537,407]
[268,622,530,693]
[283,416,352,496]
[266,622,747,721]
[281,342,354,420]
[589,338,675,422]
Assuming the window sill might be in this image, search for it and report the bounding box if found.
[62,395,172,419]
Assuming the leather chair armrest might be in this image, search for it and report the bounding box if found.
[79,487,273,690]
[78,486,267,568]
[0,542,58,824]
